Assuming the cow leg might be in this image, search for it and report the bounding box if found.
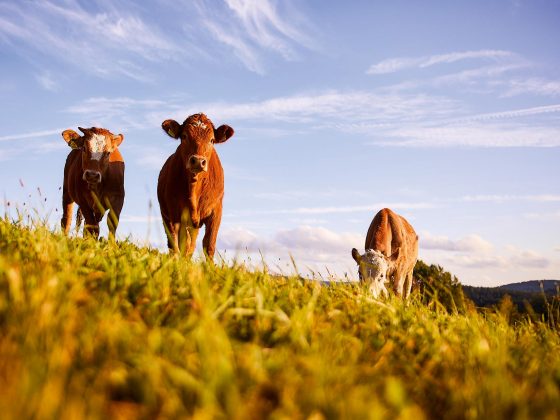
[179,220,192,257]
[61,190,74,235]
[202,207,222,261]
[380,283,388,298]
[104,194,124,241]
[404,271,413,299]
[82,209,101,239]
[186,227,199,259]
[177,225,198,259]
[394,274,405,297]
[161,214,178,252]
[177,208,194,258]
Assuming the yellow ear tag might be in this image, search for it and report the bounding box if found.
[69,140,77,149]
[168,129,175,137]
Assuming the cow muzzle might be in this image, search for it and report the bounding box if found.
[83,170,102,184]
[187,155,208,174]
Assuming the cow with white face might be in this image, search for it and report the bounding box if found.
[61,127,125,238]
[351,248,391,298]
[352,208,418,299]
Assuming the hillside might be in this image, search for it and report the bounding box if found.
[500,280,559,293]
[463,279,559,315]
[1,218,559,418]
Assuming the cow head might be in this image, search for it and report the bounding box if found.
[161,113,234,180]
[351,248,397,298]
[62,127,124,188]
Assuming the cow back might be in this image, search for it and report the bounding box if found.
[365,208,417,260]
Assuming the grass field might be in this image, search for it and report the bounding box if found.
[1,217,559,419]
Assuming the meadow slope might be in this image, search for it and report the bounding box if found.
[0,218,559,419]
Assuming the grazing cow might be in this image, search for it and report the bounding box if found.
[157,113,234,259]
[61,127,125,239]
[351,208,418,299]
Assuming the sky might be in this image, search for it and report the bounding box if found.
[0,0,559,286]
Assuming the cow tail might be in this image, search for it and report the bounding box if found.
[75,207,83,233]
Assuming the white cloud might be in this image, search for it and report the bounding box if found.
[134,147,170,170]
[35,141,65,153]
[217,225,361,277]
[523,210,560,220]
[228,201,434,217]
[442,254,508,269]
[65,96,169,129]
[432,63,527,86]
[66,97,168,116]
[377,122,560,148]
[178,90,457,123]
[275,226,361,254]
[509,249,550,268]
[119,215,162,223]
[420,50,514,67]
[218,226,268,251]
[431,246,551,270]
[421,232,494,253]
[462,194,560,203]
[0,148,17,161]
[501,78,560,97]
[199,0,316,73]
[203,19,265,74]
[0,128,63,142]
[0,0,319,78]
[0,130,67,161]
[61,92,559,150]
[282,202,434,215]
[449,104,560,124]
[0,1,184,81]
[367,50,515,75]
[218,225,554,282]
[224,0,314,53]
[35,71,58,92]
[367,57,419,76]
[253,189,364,201]
[62,90,459,133]
[373,104,560,148]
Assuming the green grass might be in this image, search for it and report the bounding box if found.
[1,218,559,419]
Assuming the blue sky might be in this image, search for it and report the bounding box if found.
[1,0,559,286]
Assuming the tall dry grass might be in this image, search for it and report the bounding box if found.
[1,217,559,419]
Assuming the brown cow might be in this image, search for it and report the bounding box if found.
[351,208,418,299]
[61,127,125,239]
[157,113,234,259]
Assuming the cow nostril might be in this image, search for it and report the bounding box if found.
[189,156,197,165]
[200,159,206,167]
[84,171,101,182]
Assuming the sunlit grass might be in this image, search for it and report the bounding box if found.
[1,217,559,419]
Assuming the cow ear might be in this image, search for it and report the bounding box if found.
[62,129,84,149]
[351,248,362,264]
[389,248,400,261]
[214,125,234,144]
[112,134,124,148]
[162,119,181,139]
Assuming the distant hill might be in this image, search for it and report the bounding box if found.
[499,280,559,294]
[462,280,559,314]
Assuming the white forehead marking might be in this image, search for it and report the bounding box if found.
[88,133,106,161]
[361,250,388,278]
[191,120,207,129]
